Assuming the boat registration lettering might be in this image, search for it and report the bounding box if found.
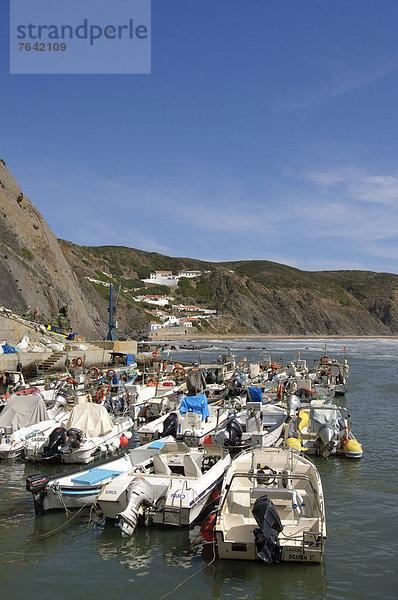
[171,492,185,499]
[286,549,316,561]
[105,489,117,494]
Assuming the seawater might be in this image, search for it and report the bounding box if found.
[1,338,397,600]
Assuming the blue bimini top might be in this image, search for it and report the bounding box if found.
[179,393,210,421]
[247,387,263,403]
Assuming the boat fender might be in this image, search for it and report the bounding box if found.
[200,513,217,542]
[292,490,307,516]
[75,357,83,367]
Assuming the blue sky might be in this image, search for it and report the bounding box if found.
[1,0,398,273]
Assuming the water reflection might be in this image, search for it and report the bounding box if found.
[200,543,327,600]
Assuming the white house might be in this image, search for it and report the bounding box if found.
[141,269,205,287]
[180,319,193,328]
[171,304,201,312]
[177,270,202,278]
[141,271,179,287]
[134,295,174,307]
[149,321,162,332]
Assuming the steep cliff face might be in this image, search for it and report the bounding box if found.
[0,161,102,338]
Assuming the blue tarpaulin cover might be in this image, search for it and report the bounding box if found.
[71,468,123,486]
[148,440,167,449]
[180,393,210,421]
[1,344,18,354]
[247,387,263,403]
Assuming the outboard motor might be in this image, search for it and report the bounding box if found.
[104,396,113,412]
[160,396,170,413]
[295,388,312,401]
[42,427,69,459]
[53,394,67,410]
[252,496,283,563]
[113,396,125,413]
[224,417,243,447]
[287,394,301,417]
[67,428,84,449]
[26,474,50,516]
[205,370,217,385]
[161,412,179,438]
[318,423,337,457]
[118,477,155,536]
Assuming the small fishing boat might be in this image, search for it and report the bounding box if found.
[25,436,175,515]
[22,403,133,464]
[313,355,349,396]
[97,440,231,535]
[285,405,363,458]
[208,403,287,451]
[213,447,326,563]
[0,394,68,459]
[137,394,231,447]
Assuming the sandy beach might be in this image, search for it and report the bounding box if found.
[149,333,398,341]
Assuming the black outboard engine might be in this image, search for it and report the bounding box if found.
[252,496,283,563]
[295,388,312,400]
[26,474,50,516]
[161,412,179,438]
[205,370,217,385]
[42,427,69,459]
[224,417,243,447]
[104,396,113,412]
[67,428,84,449]
[113,396,125,413]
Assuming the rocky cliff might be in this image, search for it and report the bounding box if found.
[1,161,398,338]
[0,161,102,338]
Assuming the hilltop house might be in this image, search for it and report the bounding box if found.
[141,269,205,287]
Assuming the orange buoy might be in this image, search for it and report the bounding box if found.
[120,434,129,447]
[200,514,217,542]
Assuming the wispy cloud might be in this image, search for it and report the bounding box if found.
[279,59,393,110]
[17,159,398,273]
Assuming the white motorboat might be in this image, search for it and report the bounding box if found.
[209,403,287,450]
[125,380,182,420]
[25,436,175,514]
[213,447,326,563]
[22,402,133,464]
[0,394,68,459]
[97,440,231,535]
[137,394,231,447]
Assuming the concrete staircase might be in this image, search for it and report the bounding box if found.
[24,351,66,379]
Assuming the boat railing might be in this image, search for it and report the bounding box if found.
[219,471,323,516]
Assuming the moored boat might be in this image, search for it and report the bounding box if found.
[213,446,326,563]
[97,439,231,535]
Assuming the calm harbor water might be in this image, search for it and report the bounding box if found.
[1,338,397,600]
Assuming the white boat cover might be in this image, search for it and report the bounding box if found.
[310,407,343,431]
[0,395,49,430]
[65,403,114,436]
